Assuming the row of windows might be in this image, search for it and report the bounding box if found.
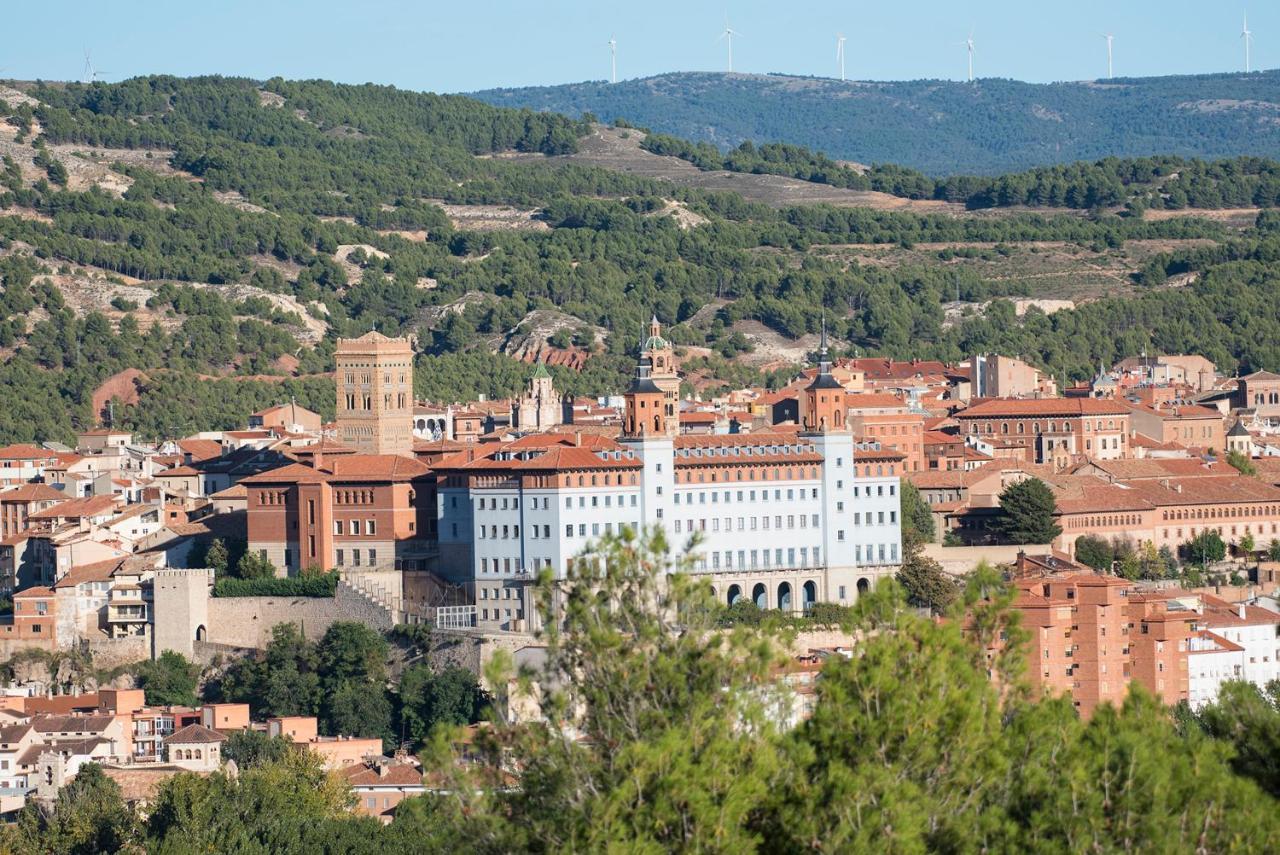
[969,418,1121,435]
[334,548,377,566]
[480,557,553,574]
[1165,523,1279,540]
[677,487,815,505]
[1163,505,1279,521]
[333,519,377,536]
[564,521,641,539]
[480,606,524,623]
[671,511,893,534]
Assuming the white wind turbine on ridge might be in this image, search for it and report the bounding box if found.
[718,20,742,73]
[836,33,847,81]
[1242,12,1254,73]
[608,35,617,84]
[958,29,975,83]
[1102,33,1114,79]
[82,49,110,84]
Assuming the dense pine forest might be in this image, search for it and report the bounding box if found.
[3,75,1280,443]
[474,70,1280,174]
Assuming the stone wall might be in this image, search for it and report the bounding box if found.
[205,584,393,650]
[87,636,150,669]
[922,543,1052,576]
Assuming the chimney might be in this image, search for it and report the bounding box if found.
[574,431,583,447]
[1238,603,1247,620]
[312,442,324,472]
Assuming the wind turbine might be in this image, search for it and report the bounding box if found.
[1242,13,1254,73]
[836,33,847,81]
[608,35,617,84]
[1102,33,1114,79]
[81,50,110,84]
[959,30,975,83]
[718,21,741,73]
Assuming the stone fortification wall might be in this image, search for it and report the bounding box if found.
[205,585,393,650]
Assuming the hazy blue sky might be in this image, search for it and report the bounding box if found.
[4,2,1273,92]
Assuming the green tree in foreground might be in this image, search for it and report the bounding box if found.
[9,764,138,854]
[134,650,200,707]
[895,534,959,615]
[1184,529,1227,565]
[998,477,1063,544]
[1187,680,1280,798]
[398,664,489,748]
[899,480,936,542]
[1074,534,1114,571]
[222,729,295,769]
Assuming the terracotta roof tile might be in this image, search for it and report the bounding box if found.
[168,723,228,744]
[0,484,67,502]
[957,398,1131,418]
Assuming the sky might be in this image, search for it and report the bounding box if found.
[3,1,1274,93]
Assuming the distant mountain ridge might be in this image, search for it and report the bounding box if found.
[470,70,1280,175]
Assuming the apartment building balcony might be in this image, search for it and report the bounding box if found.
[107,587,149,637]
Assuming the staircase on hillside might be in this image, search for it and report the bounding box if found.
[337,570,475,629]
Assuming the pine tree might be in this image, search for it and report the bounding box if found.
[998,478,1062,544]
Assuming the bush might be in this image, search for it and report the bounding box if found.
[212,573,338,598]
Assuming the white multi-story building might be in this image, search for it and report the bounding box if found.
[437,327,905,632]
[1187,596,1280,708]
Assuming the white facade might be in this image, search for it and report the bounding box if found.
[1187,608,1280,708]
[439,433,904,632]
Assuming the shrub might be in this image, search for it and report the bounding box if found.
[212,572,338,598]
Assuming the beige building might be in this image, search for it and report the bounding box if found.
[166,724,226,772]
[969,354,1056,399]
[335,332,415,456]
[511,363,563,430]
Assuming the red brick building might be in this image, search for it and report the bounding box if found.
[241,454,436,575]
[955,398,1131,468]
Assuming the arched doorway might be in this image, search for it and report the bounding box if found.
[752,583,768,609]
[802,581,817,611]
[727,584,742,606]
[856,578,870,596]
[778,582,792,612]
[195,625,206,642]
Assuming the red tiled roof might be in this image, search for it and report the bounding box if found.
[957,398,1131,418]
[14,586,54,597]
[53,558,126,589]
[168,723,227,744]
[0,484,67,502]
[463,446,643,472]
[240,455,431,485]
[845,392,910,409]
[0,444,58,461]
[177,439,223,461]
[156,466,199,477]
[342,762,425,787]
[28,495,120,520]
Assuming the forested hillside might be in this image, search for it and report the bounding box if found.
[472,70,1280,175]
[3,75,1280,446]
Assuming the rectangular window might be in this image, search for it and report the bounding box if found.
[333,521,342,535]
[352,549,361,566]
[349,520,359,535]
[366,519,376,536]
[566,524,573,537]
[307,499,315,526]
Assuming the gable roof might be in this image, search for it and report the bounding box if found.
[957,398,1131,418]
[168,723,228,744]
[0,484,68,503]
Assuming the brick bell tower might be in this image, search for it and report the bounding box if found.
[623,354,669,438]
[801,322,846,433]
